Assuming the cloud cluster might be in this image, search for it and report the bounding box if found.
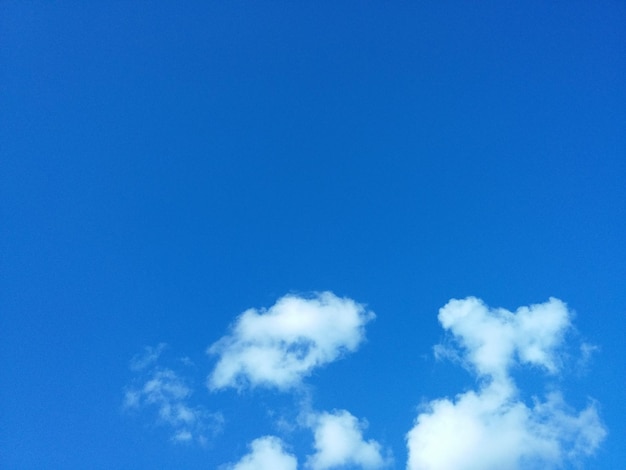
[406,297,606,470]
[124,346,222,444]
[217,293,390,469]
[226,410,390,470]
[124,293,605,469]
[207,292,375,390]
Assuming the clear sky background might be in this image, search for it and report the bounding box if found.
[1,2,625,469]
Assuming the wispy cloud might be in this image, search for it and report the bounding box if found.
[224,436,298,470]
[305,409,391,470]
[406,297,606,470]
[124,346,223,445]
[207,292,375,391]
[129,343,168,372]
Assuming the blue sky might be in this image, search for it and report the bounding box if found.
[1,2,625,469]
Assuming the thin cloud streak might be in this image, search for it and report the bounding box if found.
[124,348,223,445]
[129,343,168,372]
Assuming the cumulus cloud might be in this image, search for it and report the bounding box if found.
[406,297,606,470]
[306,410,391,470]
[225,436,297,470]
[124,295,605,470]
[437,297,571,379]
[225,410,389,470]
[124,347,223,444]
[406,382,605,469]
[207,292,375,390]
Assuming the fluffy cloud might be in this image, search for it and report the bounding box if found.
[226,411,389,470]
[406,382,605,469]
[226,436,297,470]
[124,348,222,444]
[124,295,605,470]
[306,410,391,470]
[437,297,570,378]
[207,292,375,390]
[406,297,606,470]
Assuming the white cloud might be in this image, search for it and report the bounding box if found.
[406,382,605,470]
[306,410,391,470]
[407,297,606,470]
[226,436,298,470]
[124,350,223,444]
[577,342,599,372]
[129,343,168,371]
[437,297,570,379]
[207,292,375,390]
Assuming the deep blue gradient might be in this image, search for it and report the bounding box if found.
[2,2,624,468]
